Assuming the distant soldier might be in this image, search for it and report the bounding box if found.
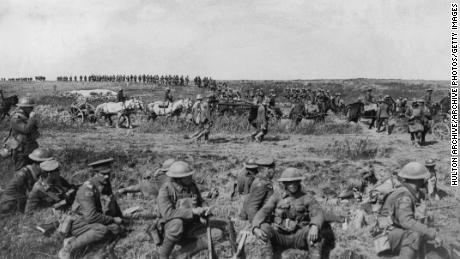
[423,89,433,107]
[240,157,275,221]
[364,88,375,104]
[10,96,40,170]
[268,89,276,107]
[191,94,203,124]
[289,97,306,126]
[376,162,443,259]
[376,96,391,133]
[58,158,123,259]
[0,148,52,214]
[157,161,224,259]
[117,88,126,103]
[251,97,269,142]
[424,159,439,200]
[252,168,325,259]
[25,159,76,214]
[164,88,173,103]
[117,158,175,198]
[405,99,428,145]
[192,94,213,142]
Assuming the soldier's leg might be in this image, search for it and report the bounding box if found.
[175,227,223,258]
[388,228,421,259]
[292,226,323,259]
[160,219,185,259]
[259,223,283,259]
[58,223,110,259]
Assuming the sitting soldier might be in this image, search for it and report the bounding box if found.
[58,158,123,259]
[0,148,52,214]
[240,157,275,221]
[233,158,259,197]
[25,159,76,214]
[252,168,325,259]
[374,162,444,259]
[157,161,224,259]
[117,158,175,198]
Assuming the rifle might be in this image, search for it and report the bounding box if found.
[427,204,459,211]
[206,217,214,259]
[232,231,248,259]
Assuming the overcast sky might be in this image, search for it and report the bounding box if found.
[0,0,452,80]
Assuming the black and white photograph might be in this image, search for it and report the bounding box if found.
[0,0,458,258]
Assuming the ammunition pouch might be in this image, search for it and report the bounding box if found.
[150,218,165,246]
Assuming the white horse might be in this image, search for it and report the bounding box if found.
[146,98,193,121]
[95,98,144,128]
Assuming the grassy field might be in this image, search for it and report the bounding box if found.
[0,79,457,259]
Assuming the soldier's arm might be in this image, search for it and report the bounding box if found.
[396,196,436,239]
[24,188,43,214]
[157,185,194,221]
[10,116,37,135]
[246,183,273,221]
[78,188,114,225]
[117,184,142,195]
[252,193,279,228]
[305,195,325,230]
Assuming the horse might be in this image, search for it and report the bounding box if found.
[95,98,144,128]
[0,95,19,121]
[145,98,193,121]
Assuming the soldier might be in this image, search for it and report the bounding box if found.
[376,96,391,133]
[289,97,306,126]
[25,159,76,214]
[424,159,439,200]
[240,157,275,221]
[192,94,213,142]
[364,88,375,104]
[0,148,52,214]
[10,96,40,170]
[164,88,173,103]
[377,162,443,259]
[251,97,269,142]
[117,88,126,103]
[117,158,175,198]
[423,89,433,107]
[58,158,123,259]
[234,158,259,197]
[252,168,324,259]
[405,100,426,146]
[157,161,224,259]
[269,89,276,108]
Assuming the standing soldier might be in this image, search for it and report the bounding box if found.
[10,96,40,170]
[252,168,324,259]
[117,88,126,103]
[269,89,276,108]
[376,162,443,259]
[423,89,433,107]
[157,161,224,259]
[192,94,213,142]
[376,96,391,133]
[25,159,76,214]
[251,97,269,142]
[0,148,52,214]
[364,88,375,104]
[240,158,275,221]
[164,88,173,103]
[289,97,306,126]
[58,158,123,259]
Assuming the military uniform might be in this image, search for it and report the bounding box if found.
[240,176,273,221]
[376,101,390,132]
[10,108,40,170]
[289,101,306,126]
[164,91,173,103]
[252,190,325,258]
[25,176,74,214]
[117,90,126,102]
[253,102,268,142]
[379,185,436,256]
[0,165,39,213]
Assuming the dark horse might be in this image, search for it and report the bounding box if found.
[0,94,19,121]
[346,102,378,129]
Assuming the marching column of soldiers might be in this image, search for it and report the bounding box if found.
[0,93,453,259]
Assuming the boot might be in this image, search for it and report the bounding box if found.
[159,239,176,259]
[58,229,105,259]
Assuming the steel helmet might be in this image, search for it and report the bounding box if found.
[28,148,53,162]
[17,96,36,107]
[425,159,436,167]
[159,158,176,172]
[398,162,430,180]
[278,168,304,182]
[244,158,258,169]
[166,161,194,178]
[196,94,203,100]
[40,159,60,172]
